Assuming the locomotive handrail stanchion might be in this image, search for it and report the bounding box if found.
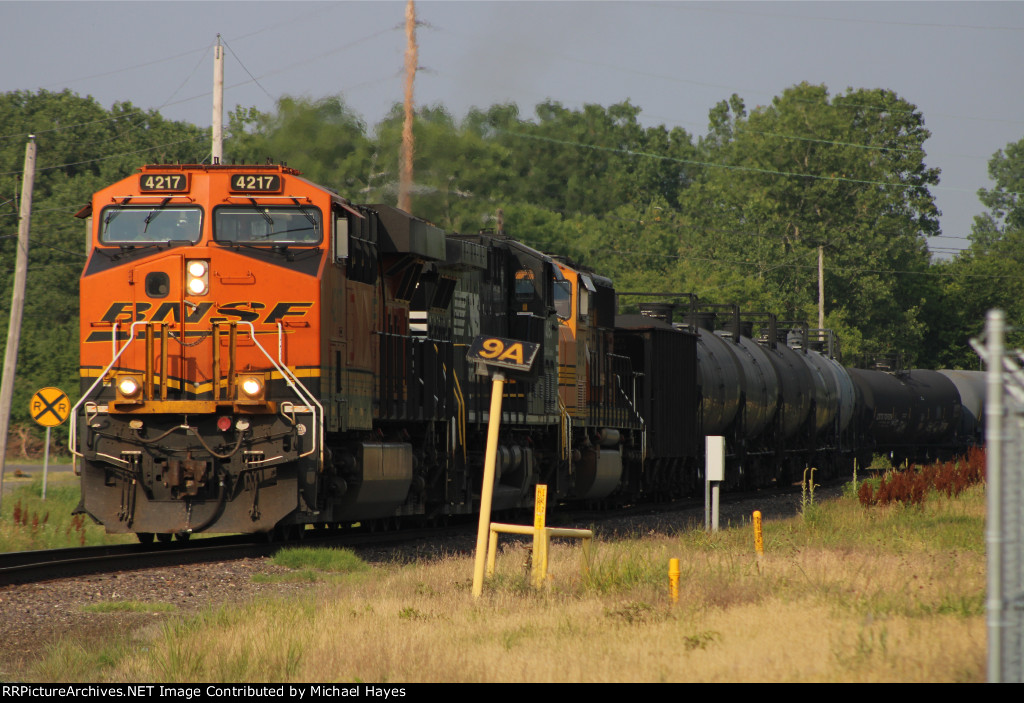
[212,323,221,401]
[234,320,323,465]
[160,323,168,401]
[228,322,237,397]
[557,396,571,460]
[69,319,149,457]
[274,321,324,464]
[144,323,153,401]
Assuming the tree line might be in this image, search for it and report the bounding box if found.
[1,85,1022,448]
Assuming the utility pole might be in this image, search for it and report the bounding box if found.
[398,0,417,212]
[212,34,224,164]
[818,244,825,331]
[0,136,37,509]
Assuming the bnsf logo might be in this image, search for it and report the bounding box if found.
[85,301,312,342]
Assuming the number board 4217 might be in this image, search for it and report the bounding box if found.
[139,173,188,192]
[229,174,282,193]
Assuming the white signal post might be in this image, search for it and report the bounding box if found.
[705,435,725,532]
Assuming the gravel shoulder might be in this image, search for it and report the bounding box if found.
[0,558,312,680]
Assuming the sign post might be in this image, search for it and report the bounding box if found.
[30,386,70,500]
[705,435,725,532]
[467,336,539,598]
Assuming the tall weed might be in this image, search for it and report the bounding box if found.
[0,477,131,552]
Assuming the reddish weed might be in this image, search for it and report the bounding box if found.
[858,448,986,508]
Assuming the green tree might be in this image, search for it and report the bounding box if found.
[468,99,696,217]
[927,135,1024,368]
[0,89,208,448]
[228,95,373,195]
[676,83,939,360]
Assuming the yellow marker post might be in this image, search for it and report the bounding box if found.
[472,371,506,598]
[753,510,764,555]
[753,510,764,572]
[532,484,548,589]
[669,558,680,604]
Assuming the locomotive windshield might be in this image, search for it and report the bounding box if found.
[99,205,203,244]
[214,205,322,245]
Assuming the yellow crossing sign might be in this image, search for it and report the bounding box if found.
[30,387,70,427]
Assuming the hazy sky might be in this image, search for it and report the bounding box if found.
[2,1,1022,257]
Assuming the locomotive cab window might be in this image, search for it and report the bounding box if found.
[514,268,537,302]
[578,274,596,319]
[213,205,322,245]
[99,205,203,244]
[333,211,350,261]
[553,271,572,320]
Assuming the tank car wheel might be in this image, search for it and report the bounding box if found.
[157,533,173,544]
[175,531,191,542]
[137,532,155,545]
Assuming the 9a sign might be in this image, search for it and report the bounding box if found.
[467,336,539,373]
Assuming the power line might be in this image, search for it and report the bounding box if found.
[605,247,1018,280]
[495,128,964,195]
[0,134,207,178]
[221,39,276,104]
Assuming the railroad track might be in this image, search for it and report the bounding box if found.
[0,480,839,587]
[0,528,443,586]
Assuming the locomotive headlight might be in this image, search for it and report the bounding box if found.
[242,378,262,396]
[185,259,209,296]
[237,374,265,401]
[116,374,142,399]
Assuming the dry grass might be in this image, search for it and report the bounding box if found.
[32,482,987,683]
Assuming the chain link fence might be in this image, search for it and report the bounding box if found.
[972,309,1024,682]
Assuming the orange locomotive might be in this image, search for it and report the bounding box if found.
[71,164,646,541]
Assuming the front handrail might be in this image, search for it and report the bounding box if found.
[70,320,139,457]
[69,320,323,469]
